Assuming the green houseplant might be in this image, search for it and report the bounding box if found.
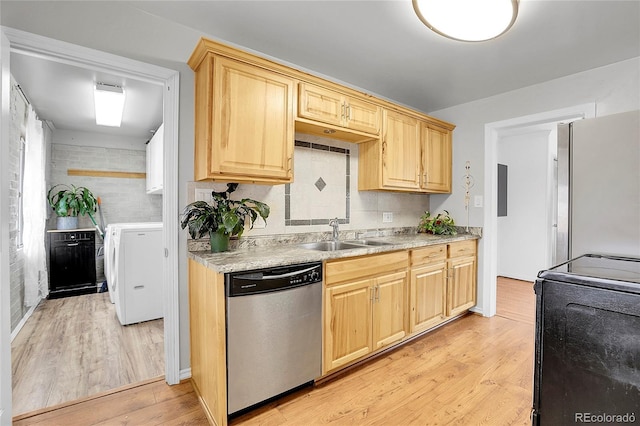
[418,210,457,235]
[180,183,270,252]
[47,184,98,230]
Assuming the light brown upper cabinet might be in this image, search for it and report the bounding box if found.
[422,123,452,193]
[359,109,454,193]
[189,42,295,184]
[189,37,454,187]
[298,83,381,137]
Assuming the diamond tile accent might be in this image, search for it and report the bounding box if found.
[315,177,326,192]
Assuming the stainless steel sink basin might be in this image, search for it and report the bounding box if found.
[344,239,392,246]
[299,241,366,251]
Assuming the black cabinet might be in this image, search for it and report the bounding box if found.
[47,229,97,298]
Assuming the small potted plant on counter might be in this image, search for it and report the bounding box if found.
[180,183,270,252]
[418,210,457,235]
[47,184,98,230]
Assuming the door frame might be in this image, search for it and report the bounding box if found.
[0,26,181,420]
[481,103,595,316]
[1,29,12,424]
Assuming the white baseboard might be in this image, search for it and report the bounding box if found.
[10,298,41,342]
[179,368,192,381]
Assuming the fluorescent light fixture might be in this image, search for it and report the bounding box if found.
[413,0,518,42]
[94,82,125,127]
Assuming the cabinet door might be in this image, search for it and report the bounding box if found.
[212,57,294,181]
[372,271,407,350]
[324,278,373,373]
[422,124,452,193]
[146,124,164,194]
[410,261,447,334]
[49,241,96,290]
[447,255,477,317]
[344,97,380,135]
[382,110,421,190]
[298,83,344,127]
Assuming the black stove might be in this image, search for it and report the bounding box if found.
[532,254,640,425]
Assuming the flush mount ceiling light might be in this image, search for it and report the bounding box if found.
[94,82,125,127]
[413,0,518,42]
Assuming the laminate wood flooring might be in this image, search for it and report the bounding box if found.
[17,279,536,425]
[11,292,164,416]
[496,276,536,325]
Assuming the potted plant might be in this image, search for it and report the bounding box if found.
[180,183,270,252]
[418,210,457,235]
[47,184,98,230]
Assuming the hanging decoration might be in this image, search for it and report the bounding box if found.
[462,161,475,232]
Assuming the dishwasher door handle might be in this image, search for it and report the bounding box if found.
[244,265,319,280]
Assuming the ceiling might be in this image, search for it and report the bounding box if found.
[3,1,639,141]
[11,53,164,141]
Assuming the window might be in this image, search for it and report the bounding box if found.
[17,136,26,249]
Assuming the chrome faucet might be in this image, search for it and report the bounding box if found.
[329,217,340,241]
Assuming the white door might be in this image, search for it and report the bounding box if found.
[0,29,13,424]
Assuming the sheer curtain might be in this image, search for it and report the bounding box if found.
[23,105,48,307]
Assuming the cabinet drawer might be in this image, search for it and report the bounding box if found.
[410,244,446,266]
[325,251,408,287]
[448,240,476,258]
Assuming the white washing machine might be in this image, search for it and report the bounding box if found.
[110,222,163,325]
[104,224,117,304]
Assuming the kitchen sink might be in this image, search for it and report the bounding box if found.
[299,241,366,251]
[344,239,392,246]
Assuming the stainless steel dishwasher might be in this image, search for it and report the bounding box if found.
[225,262,322,416]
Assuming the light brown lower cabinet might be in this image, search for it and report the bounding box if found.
[409,245,448,333]
[323,251,409,374]
[188,259,228,426]
[187,240,477,425]
[447,240,477,317]
[409,240,477,335]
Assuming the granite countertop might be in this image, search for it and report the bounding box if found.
[188,233,479,274]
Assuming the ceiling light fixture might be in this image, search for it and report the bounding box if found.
[412,0,518,42]
[94,82,125,127]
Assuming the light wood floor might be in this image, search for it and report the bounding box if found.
[15,280,535,425]
[11,292,164,415]
[496,276,536,325]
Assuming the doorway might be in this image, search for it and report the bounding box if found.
[0,27,180,420]
[480,103,596,317]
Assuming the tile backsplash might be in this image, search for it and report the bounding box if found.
[186,133,431,239]
[285,141,350,226]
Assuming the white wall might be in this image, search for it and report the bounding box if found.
[497,129,554,281]
[429,57,640,315]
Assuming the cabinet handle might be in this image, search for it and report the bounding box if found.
[67,242,79,247]
[287,157,293,174]
[341,103,346,120]
[375,285,380,302]
[346,104,351,120]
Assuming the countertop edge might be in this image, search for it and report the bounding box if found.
[188,233,479,274]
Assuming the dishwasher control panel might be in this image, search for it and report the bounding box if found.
[226,262,323,296]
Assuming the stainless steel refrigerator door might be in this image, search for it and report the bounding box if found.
[557,110,640,260]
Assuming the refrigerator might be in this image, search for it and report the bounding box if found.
[555,109,640,263]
